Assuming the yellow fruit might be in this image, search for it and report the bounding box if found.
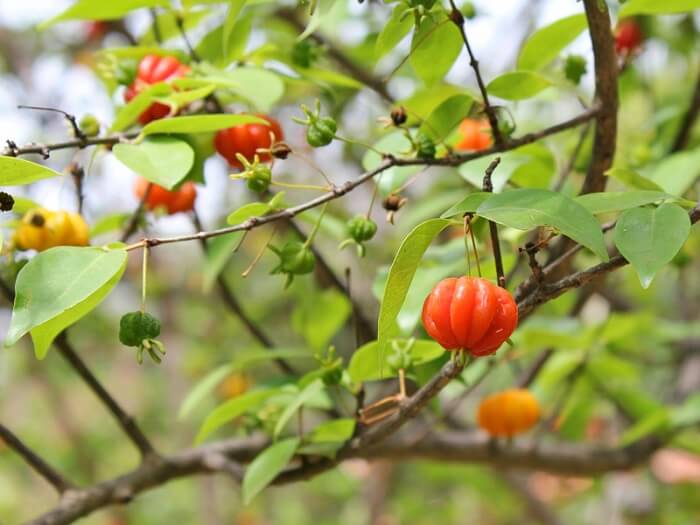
[219,373,252,399]
[14,208,90,251]
[477,388,540,438]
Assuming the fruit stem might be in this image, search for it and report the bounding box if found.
[304,202,327,248]
[141,245,149,312]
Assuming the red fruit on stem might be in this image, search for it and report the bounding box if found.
[615,19,643,55]
[421,276,518,356]
[123,54,190,125]
[214,116,284,169]
[455,118,492,152]
[133,177,197,215]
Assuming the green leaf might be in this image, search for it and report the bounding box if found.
[110,83,173,132]
[517,14,588,71]
[377,219,452,352]
[400,84,467,124]
[419,94,473,142]
[672,393,700,427]
[410,16,462,86]
[476,189,608,260]
[142,114,266,135]
[39,0,168,28]
[223,1,248,60]
[307,418,355,443]
[605,168,664,191]
[178,364,234,420]
[196,389,280,443]
[226,192,285,225]
[647,147,700,197]
[348,338,446,383]
[274,379,325,438]
[202,233,245,293]
[375,4,413,59]
[441,192,491,218]
[620,0,700,15]
[614,203,690,288]
[197,69,285,113]
[154,84,216,109]
[297,67,364,91]
[575,191,673,215]
[113,136,194,190]
[140,9,209,45]
[620,409,669,445]
[487,71,552,100]
[292,289,350,351]
[362,131,420,195]
[242,438,299,504]
[5,246,127,359]
[0,157,63,186]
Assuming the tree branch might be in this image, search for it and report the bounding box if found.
[276,8,393,103]
[671,65,700,152]
[0,423,75,494]
[1,133,137,158]
[580,0,618,194]
[120,108,598,252]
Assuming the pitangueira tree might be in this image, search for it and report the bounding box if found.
[1,0,700,524]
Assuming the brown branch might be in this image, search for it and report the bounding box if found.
[0,280,156,459]
[277,7,393,103]
[448,1,504,146]
[54,335,157,459]
[0,423,76,494]
[121,109,598,252]
[671,65,700,152]
[580,0,618,194]
[120,183,151,243]
[1,133,137,158]
[482,158,506,287]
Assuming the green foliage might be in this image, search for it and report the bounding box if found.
[242,438,299,504]
[0,157,63,186]
[410,14,462,86]
[518,14,588,71]
[113,136,194,189]
[614,203,691,288]
[487,71,552,101]
[5,246,127,358]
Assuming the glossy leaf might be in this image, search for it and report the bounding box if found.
[487,71,552,100]
[111,83,172,132]
[476,189,608,260]
[292,289,350,351]
[419,94,473,142]
[575,191,673,215]
[620,0,700,15]
[40,0,168,28]
[113,136,194,189]
[273,379,324,438]
[614,203,690,288]
[348,338,446,383]
[196,389,280,443]
[375,4,413,59]
[5,246,127,358]
[605,168,664,191]
[647,147,700,197]
[377,219,452,352]
[142,114,266,135]
[410,16,462,86]
[242,438,299,504]
[0,157,63,186]
[517,14,588,71]
[178,364,234,420]
[441,192,491,218]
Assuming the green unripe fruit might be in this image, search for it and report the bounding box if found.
[415,132,436,160]
[119,311,161,347]
[387,351,412,371]
[307,117,337,148]
[322,365,343,386]
[564,55,587,85]
[247,165,272,193]
[462,2,476,19]
[115,61,137,86]
[271,241,316,275]
[79,114,100,138]
[347,215,377,243]
[291,40,318,68]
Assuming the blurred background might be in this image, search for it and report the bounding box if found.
[2,1,700,524]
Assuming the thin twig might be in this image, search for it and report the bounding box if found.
[482,158,505,287]
[447,1,503,146]
[17,105,87,143]
[671,65,700,152]
[120,183,152,243]
[0,423,75,494]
